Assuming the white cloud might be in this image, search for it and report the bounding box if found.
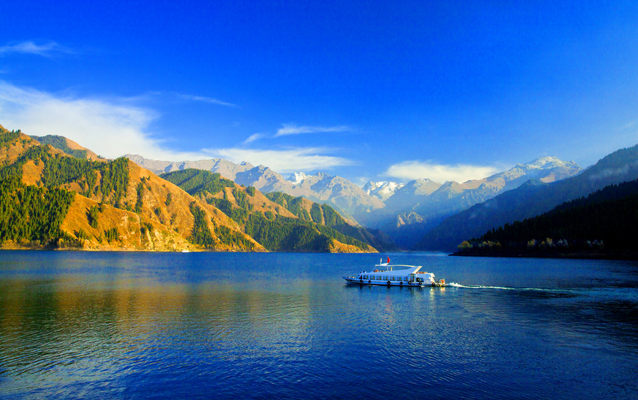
[243,133,266,144]
[0,41,72,57]
[201,147,353,173]
[0,81,355,173]
[275,123,350,137]
[384,160,500,183]
[176,93,237,107]
[0,80,204,160]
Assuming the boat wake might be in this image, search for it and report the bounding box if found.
[446,282,559,292]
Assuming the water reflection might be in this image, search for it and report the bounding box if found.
[0,252,637,399]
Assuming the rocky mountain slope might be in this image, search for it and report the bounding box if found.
[127,154,582,249]
[126,154,385,221]
[415,145,638,251]
[360,157,582,248]
[362,181,404,201]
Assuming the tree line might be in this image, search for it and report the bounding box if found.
[463,179,638,252]
[0,177,75,245]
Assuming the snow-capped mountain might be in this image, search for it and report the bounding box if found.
[363,181,405,201]
[287,172,309,185]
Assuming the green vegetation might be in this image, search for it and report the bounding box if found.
[244,213,369,252]
[1,129,21,149]
[165,192,172,206]
[30,135,88,159]
[417,144,638,252]
[87,205,99,229]
[208,198,250,224]
[265,192,311,220]
[141,221,153,236]
[104,227,119,243]
[213,222,255,249]
[0,140,129,205]
[0,177,75,245]
[160,169,235,196]
[76,228,89,240]
[135,182,144,213]
[461,179,638,252]
[164,169,374,252]
[310,203,323,224]
[265,192,347,227]
[188,203,215,247]
[232,187,252,210]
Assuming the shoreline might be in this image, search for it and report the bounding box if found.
[451,248,638,261]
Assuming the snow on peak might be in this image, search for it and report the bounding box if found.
[287,172,309,184]
[522,156,572,169]
[364,181,404,200]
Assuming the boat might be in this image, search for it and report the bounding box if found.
[343,258,445,287]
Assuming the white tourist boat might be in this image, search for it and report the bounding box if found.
[343,258,445,287]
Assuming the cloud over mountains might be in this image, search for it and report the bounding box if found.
[384,160,502,184]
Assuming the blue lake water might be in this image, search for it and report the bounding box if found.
[0,251,637,399]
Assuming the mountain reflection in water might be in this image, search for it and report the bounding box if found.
[0,251,637,399]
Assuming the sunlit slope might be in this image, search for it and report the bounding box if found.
[0,126,264,251]
[161,169,377,253]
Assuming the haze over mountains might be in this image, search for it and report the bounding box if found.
[126,154,584,249]
[416,144,638,251]
[4,123,635,254]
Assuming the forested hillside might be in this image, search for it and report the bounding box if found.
[0,177,76,246]
[265,191,396,251]
[161,169,377,252]
[458,179,638,254]
[0,127,263,251]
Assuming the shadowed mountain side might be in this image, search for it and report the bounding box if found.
[360,157,582,248]
[458,179,638,256]
[415,144,638,252]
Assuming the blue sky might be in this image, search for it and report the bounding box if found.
[1,1,638,185]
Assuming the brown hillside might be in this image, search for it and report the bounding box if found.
[1,127,374,253]
[65,137,104,161]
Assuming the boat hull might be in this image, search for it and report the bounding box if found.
[343,277,436,287]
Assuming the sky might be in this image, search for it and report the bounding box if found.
[1,0,638,186]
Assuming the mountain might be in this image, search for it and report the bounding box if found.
[415,144,638,251]
[363,181,404,201]
[264,192,396,251]
[0,126,375,253]
[160,169,377,252]
[30,135,104,161]
[459,178,638,255]
[126,155,385,222]
[287,172,309,184]
[125,154,254,181]
[361,157,582,248]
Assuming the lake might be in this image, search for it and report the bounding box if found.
[0,251,637,399]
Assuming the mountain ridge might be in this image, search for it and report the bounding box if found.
[415,144,638,251]
[0,128,376,253]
